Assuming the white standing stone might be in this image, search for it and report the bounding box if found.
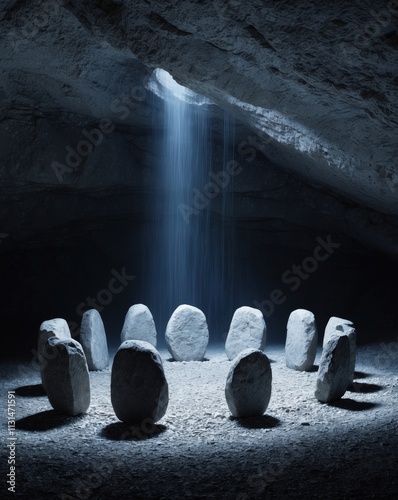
[42,337,90,416]
[285,309,318,371]
[121,304,157,347]
[225,348,272,418]
[79,309,109,371]
[323,316,354,347]
[165,304,209,361]
[111,340,169,423]
[324,316,357,383]
[225,306,266,360]
[38,318,71,388]
[315,335,351,403]
[337,326,357,383]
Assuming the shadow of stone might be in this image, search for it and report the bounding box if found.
[354,371,371,379]
[307,364,319,372]
[15,384,46,397]
[16,410,85,431]
[101,421,167,441]
[348,382,383,393]
[231,414,281,429]
[166,358,209,362]
[329,399,379,411]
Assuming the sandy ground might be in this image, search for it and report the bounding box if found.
[1,343,397,499]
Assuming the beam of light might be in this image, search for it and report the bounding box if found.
[147,68,212,106]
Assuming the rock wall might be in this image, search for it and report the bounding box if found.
[0,1,397,352]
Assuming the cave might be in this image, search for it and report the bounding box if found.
[1,1,397,498]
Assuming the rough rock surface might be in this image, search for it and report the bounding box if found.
[285,309,318,371]
[2,0,396,220]
[38,318,71,388]
[1,1,398,346]
[225,348,272,418]
[120,304,157,347]
[225,306,267,360]
[79,309,109,371]
[165,305,209,361]
[323,316,354,347]
[337,326,357,383]
[42,337,90,416]
[0,0,397,265]
[323,317,356,382]
[315,335,351,403]
[111,340,168,424]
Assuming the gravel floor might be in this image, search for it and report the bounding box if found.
[1,343,397,499]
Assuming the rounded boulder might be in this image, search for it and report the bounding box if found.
[111,340,169,424]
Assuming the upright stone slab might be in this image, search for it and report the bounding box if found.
[79,309,109,371]
[38,318,71,388]
[323,316,354,347]
[285,309,318,371]
[324,316,356,383]
[121,304,157,347]
[165,305,209,361]
[337,326,356,383]
[111,340,169,424]
[42,337,90,416]
[225,348,272,418]
[315,335,351,403]
[225,306,266,360]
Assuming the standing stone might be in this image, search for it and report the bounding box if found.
[324,316,357,383]
[285,309,318,371]
[323,316,354,347]
[121,304,157,347]
[337,326,357,383]
[111,340,169,424]
[315,335,351,403]
[79,309,109,371]
[225,348,272,418]
[42,337,90,416]
[165,305,209,361]
[225,306,266,360]
[38,318,71,388]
